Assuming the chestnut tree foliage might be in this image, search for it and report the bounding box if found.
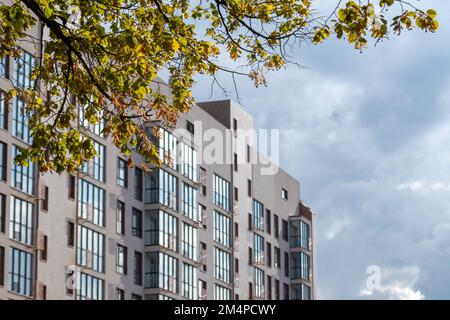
[0,0,439,172]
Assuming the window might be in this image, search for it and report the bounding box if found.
[213,210,231,247]
[180,141,197,181]
[199,204,207,227]
[282,219,288,241]
[116,201,125,235]
[266,242,272,267]
[248,247,253,266]
[248,213,252,231]
[0,193,5,233]
[291,252,311,280]
[131,294,142,300]
[267,275,272,300]
[274,247,281,268]
[248,282,253,300]
[0,246,4,286]
[78,104,104,137]
[247,179,252,197]
[115,288,125,300]
[281,188,288,200]
[67,221,75,247]
[0,93,6,130]
[0,55,9,78]
[284,252,289,277]
[254,268,265,299]
[213,174,230,211]
[274,280,280,300]
[42,186,49,211]
[266,209,271,234]
[145,252,177,293]
[253,234,264,265]
[214,284,230,300]
[146,169,178,210]
[235,258,239,274]
[182,183,198,221]
[132,208,142,238]
[116,245,127,275]
[12,97,32,144]
[182,263,198,299]
[77,178,105,227]
[14,50,35,88]
[77,225,105,273]
[40,235,48,261]
[8,247,33,296]
[80,141,105,182]
[234,187,238,202]
[233,153,238,172]
[200,167,206,196]
[11,145,35,195]
[234,222,239,238]
[182,223,197,261]
[291,284,311,300]
[10,196,34,245]
[200,242,207,272]
[283,283,290,300]
[145,210,178,251]
[134,251,142,285]
[158,127,177,169]
[274,214,279,239]
[247,144,251,163]
[290,220,310,249]
[117,157,128,187]
[0,142,6,181]
[186,120,194,135]
[214,247,231,283]
[68,175,76,199]
[199,280,207,300]
[253,199,264,231]
[134,167,143,201]
[76,272,104,300]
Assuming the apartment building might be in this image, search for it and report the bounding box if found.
[0,7,315,300]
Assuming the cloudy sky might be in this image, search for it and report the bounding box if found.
[191,1,450,299]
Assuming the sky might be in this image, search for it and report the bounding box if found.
[191,1,450,299]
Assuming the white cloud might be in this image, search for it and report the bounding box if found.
[396,181,450,194]
[325,218,351,240]
[360,265,425,300]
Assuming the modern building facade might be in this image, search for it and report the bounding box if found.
[0,6,315,300]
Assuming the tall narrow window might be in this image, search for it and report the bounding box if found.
[8,247,33,296]
[181,263,198,299]
[0,193,5,233]
[41,186,49,212]
[116,200,125,235]
[213,174,230,211]
[80,140,105,182]
[214,247,231,283]
[158,127,177,169]
[116,245,127,275]
[12,97,32,144]
[40,235,48,261]
[13,50,35,88]
[253,199,264,231]
[117,157,128,187]
[68,175,76,199]
[0,246,4,286]
[0,92,7,130]
[11,145,35,195]
[67,221,75,247]
[132,208,142,238]
[0,141,6,181]
[275,247,281,269]
[134,251,142,285]
[134,167,143,201]
[182,183,198,221]
[274,214,279,239]
[281,188,288,200]
[254,268,265,298]
[284,252,290,277]
[0,55,9,78]
[247,179,252,197]
[233,118,237,132]
[182,223,197,261]
[282,219,288,241]
[78,178,105,227]
[77,225,105,273]
[213,210,231,247]
[233,153,238,172]
[266,209,271,234]
[266,242,272,267]
[253,234,265,265]
[10,196,34,245]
